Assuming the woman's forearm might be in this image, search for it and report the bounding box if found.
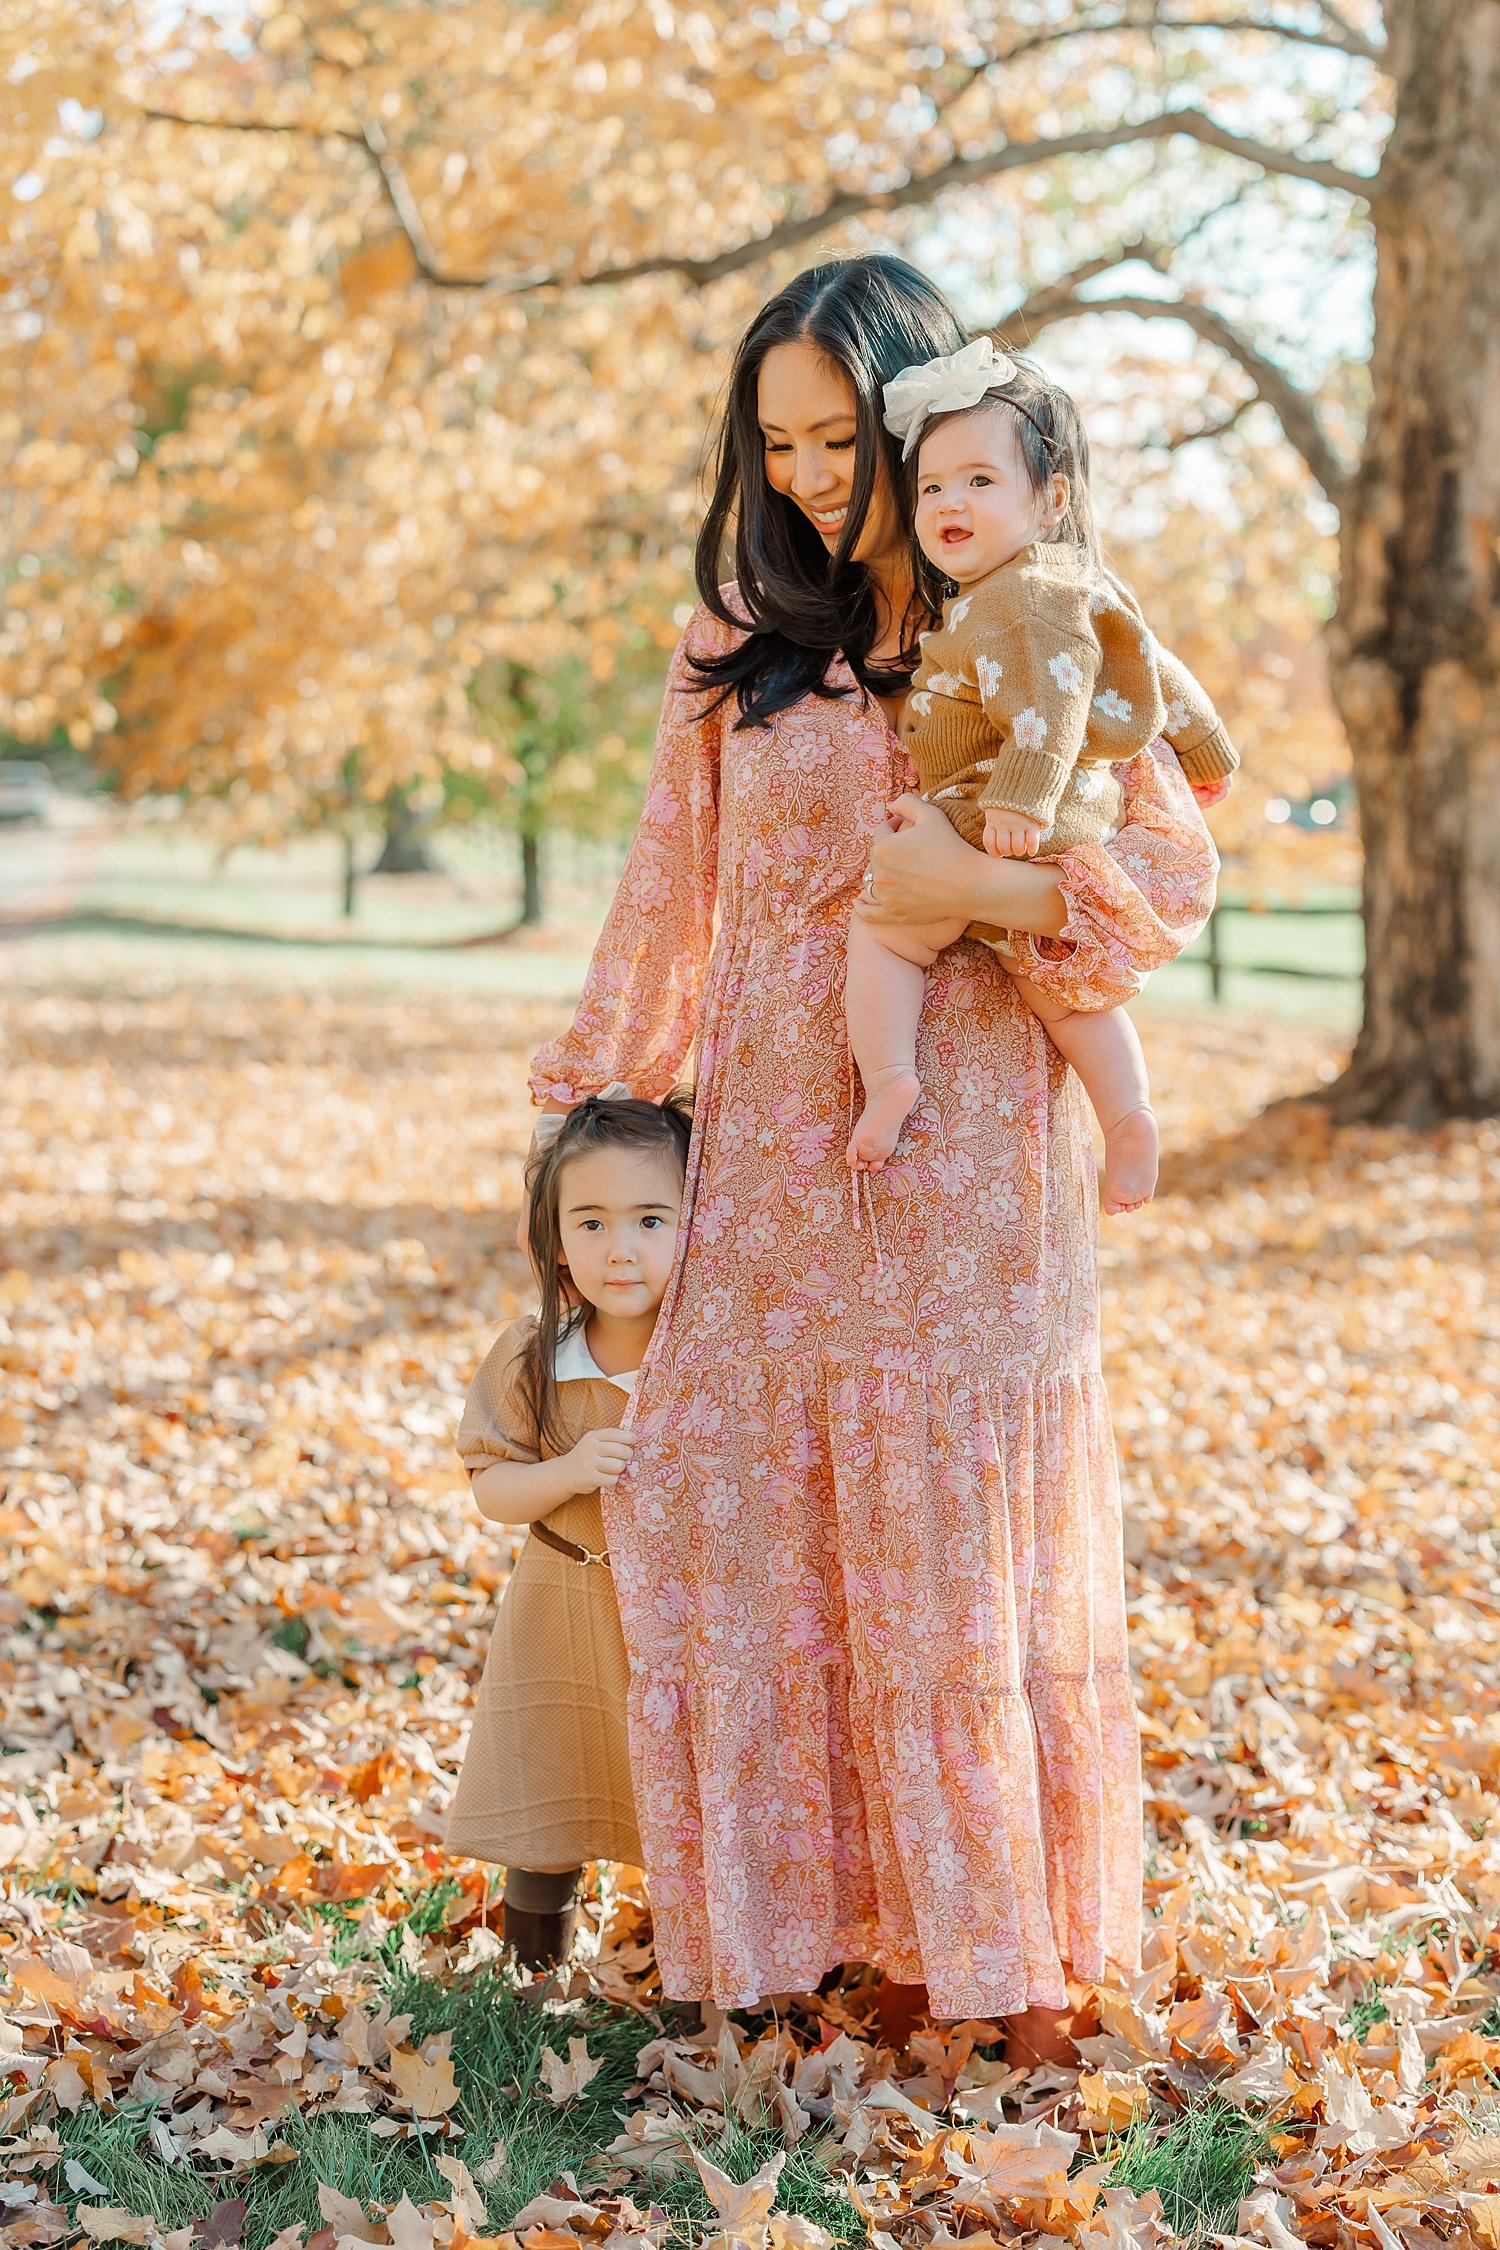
[861,798,1071,939]
[957,854,1069,939]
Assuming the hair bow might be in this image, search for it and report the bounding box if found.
[882,337,1018,460]
[532,1082,633,1150]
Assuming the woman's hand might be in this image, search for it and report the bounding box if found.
[855,796,1068,939]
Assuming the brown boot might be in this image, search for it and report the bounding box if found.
[502,1898,578,1970]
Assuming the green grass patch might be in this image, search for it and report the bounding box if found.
[1343,1990,1391,2040]
[635,2117,859,2247]
[46,1967,651,2247]
[387,1960,657,2218]
[42,1968,864,2249]
[1105,2100,1269,2243]
[53,2104,219,2233]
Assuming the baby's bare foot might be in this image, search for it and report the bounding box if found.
[847,1067,921,1170]
[1102,1104,1159,1214]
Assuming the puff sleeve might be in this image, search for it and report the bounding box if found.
[457,1317,543,1473]
[1003,738,1219,1011]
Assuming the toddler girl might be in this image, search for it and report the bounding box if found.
[445,1088,691,1969]
[846,338,1237,1211]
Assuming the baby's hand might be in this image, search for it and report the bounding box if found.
[1190,776,1232,810]
[983,805,1045,858]
[565,1426,637,1494]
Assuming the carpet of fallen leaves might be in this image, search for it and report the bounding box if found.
[3,962,1500,2250]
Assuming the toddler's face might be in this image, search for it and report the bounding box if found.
[557,1145,682,1323]
[913,403,1065,585]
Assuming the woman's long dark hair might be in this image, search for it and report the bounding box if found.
[691,254,967,729]
[517,1091,693,1456]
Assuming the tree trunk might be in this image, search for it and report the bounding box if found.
[342,829,359,918]
[1325,0,1500,1121]
[519,829,543,926]
[372,790,442,874]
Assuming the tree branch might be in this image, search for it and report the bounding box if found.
[141,104,359,140]
[996,241,1171,340]
[1311,0,1384,57]
[565,107,1370,287]
[993,288,1353,499]
[1147,106,1373,194]
[355,118,525,288]
[1159,396,1256,449]
[1147,3,1381,58]
[141,102,1373,295]
[961,3,1382,68]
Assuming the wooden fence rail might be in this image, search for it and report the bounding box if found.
[1195,899,1363,1003]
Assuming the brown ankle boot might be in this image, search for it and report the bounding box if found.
[502,1899,578,1970]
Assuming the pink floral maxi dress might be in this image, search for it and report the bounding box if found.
[530,604,1217,2015]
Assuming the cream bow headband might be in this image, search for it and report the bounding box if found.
[882,337,1019,460]
[533,1082,632,1150]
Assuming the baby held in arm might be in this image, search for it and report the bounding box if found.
[845,339,1237,1213]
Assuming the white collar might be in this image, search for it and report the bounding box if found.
[555,1320,637,1395]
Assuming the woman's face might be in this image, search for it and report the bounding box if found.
[757,338,902,567]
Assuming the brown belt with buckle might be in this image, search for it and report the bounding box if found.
[529,1520,611,1569]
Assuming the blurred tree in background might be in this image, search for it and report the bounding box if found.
[4,2,1495,1116]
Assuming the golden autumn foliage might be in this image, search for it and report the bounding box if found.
[3,0,1375,868]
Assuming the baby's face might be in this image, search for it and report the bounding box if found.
[913,403,1063,585]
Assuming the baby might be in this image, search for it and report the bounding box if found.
[846,339,1237,1211]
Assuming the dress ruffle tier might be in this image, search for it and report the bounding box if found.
[618,1355,1142,2016]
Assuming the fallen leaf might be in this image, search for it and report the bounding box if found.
[74,2211,155,2244]
[434,2156,488,2234]
[388,2043,461,2118]
[507,2199,603,2234]
[1077,2069,1151,2133]
[384,2199,436,2250]
[538,2038,604,2105]
[317,2190,383,2244]
[690,2148,786,2246]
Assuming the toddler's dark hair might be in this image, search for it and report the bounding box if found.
[906,348,1101,605]
[517,1090,693,1455]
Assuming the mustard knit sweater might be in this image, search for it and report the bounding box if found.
[907,543,1238,858]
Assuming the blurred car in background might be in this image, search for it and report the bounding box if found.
[0,762,55,824]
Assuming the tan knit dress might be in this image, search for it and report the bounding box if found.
[445,1315,642,1873]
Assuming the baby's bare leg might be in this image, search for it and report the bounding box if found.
[1006,967,1159,1213]
[846,910,968,1169]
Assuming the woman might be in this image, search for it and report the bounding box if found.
[530,255,1216,2049]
